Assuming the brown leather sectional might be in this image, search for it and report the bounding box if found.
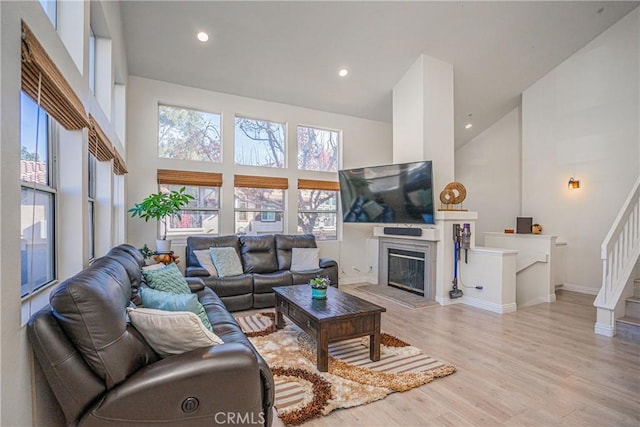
[27,244,274,426]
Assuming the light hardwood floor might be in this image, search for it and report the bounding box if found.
[270,287,640,427]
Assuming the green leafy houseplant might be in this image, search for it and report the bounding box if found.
[309,276,330,289]
[128,187,195,240]
[138,244,154,260]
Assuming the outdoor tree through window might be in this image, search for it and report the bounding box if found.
[158,105,222,162]
[297,126,339,172]
[235,116,285,168]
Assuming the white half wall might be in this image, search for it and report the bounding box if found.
[522,8,639,292]
[455,107,522,245]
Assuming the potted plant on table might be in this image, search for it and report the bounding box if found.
[309,276,330,300]
[128,187,194,253]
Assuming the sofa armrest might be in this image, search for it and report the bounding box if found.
[185,266,210,277]
[319,258,337,268]
[86,343,267,425]
[185,277,205,292]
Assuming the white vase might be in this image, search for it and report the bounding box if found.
[156,239,171,253]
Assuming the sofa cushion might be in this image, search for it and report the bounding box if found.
[253,271,293,294]
[186,235,240,269]
[193,249,218,276]
[291,269,329,286]
[50,267,154,389]
[140,287,213,331]
[240,235,278,273]
[274,234,317,270]
[127,308,223,358]
[290,247,320,271]
[210,247,244,277]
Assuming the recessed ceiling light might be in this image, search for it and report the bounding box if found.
[338,68,349,78]
[197,32,209,42]
[465,123,473,129]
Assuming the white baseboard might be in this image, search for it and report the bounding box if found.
[594,322,615,337]
[548,293,556,302]
[435,295,463,306]
[559,283,600,295]
[462,296,517,314]
[339,275,368,285]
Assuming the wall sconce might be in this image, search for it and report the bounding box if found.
[568,177,580,189]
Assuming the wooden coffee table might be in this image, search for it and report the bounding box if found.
[273,285,386,372]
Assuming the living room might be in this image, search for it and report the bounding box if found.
[1,1,639,426]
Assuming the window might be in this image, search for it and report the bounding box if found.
[158,105,222,162]
[234,187,285,235]
[159,184,220,237]
[297,126,339,172]
[89,27,96,94]
[39,0,57,28]
[235,116,286,168]
[88,153,96,259]
[297,179,339,240]
[20,92,56,297]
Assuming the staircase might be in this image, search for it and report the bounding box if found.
[616,279,640,343]
[594,177,640,337]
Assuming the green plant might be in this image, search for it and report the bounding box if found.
[128,187,195,240]
[309,276,330,289]
[139,244,154,260]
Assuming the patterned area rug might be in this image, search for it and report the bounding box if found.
[237,312,456,425]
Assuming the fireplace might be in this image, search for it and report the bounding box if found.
[378,237,436,299]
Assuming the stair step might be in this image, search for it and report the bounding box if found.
[616,316,640,344]
[626,297,640,318]
[617,315,640,326]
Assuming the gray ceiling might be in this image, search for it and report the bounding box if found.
[121,1,639,148]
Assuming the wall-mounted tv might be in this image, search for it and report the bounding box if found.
[338,160,435,224]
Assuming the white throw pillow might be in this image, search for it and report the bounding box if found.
[193,249,218,276]
[290,247,320,271]
[141,263,165,271]
[127,307,223,358]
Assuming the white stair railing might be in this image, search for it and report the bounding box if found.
[595,176,640,336]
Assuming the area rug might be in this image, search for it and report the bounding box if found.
[237,312,456,425]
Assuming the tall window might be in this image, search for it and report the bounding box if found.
[297,180,339,241]
[39,0,57,28]
[159,185,220,237]
[235,116,286,168]
[89,27,96,94]
[87,153,96,259]
[21,92,56,297]
[158,105,222,162]
[297,126,339,172]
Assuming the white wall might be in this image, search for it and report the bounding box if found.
[126,76,392,283]
[522,8,639,293]
[455,107,522,245]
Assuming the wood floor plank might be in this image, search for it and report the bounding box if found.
[269,287,640,426]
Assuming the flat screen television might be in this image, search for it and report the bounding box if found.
[338,160,435,224]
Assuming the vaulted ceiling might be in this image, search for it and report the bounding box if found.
[121,1,639,148]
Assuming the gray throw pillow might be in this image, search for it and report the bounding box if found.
[209,247,244,277]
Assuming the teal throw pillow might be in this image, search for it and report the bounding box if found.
[140,287,213,332]
[142,263,191,294]
[141,264,212,331]
[209,247,243,277]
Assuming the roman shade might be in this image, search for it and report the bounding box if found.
[157,169,223,187]
[234,175,288,190]
[21,22,89,130]
[297,179,340,191]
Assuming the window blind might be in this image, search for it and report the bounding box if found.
[157,169,223,187]
[113,150,128,175]
[297,179,340,191]
[234,175,288,189]
[21,22,88,130]
[88,115,114,161]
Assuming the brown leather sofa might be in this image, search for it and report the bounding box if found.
[27,244,274,426]
[185,234,339,311]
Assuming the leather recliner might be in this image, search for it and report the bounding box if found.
[27,244,274,426]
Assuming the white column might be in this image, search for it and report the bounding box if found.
[392,54,455,196]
